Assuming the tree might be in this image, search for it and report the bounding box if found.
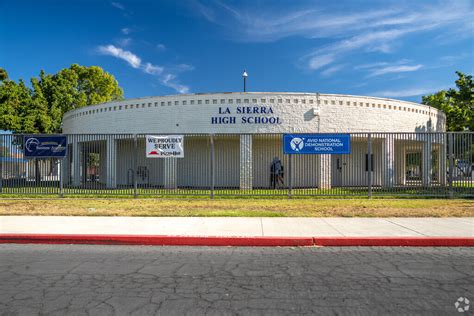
[0,68,8,81]
[0,78,29,133]
[39,65,124,132]
[0,64,124,133]
[422,71,474,131]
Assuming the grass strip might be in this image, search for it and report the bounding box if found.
[0,198,472,217]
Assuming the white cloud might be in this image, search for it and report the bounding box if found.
[368,64,423,77]
[111,2,125,10]
[192,0,217,23]
[121,28,131,35]
[304,29,412,71]
[156,44,166,51]
[330,29,408,52]
[143,62,163,75]
[116,38,132,47]
[368,86,446,98]
[192,0,474,71]
[176,64,195,72]
[355,59,411,70]
[162,74,189,94]
[320,64,344,77]
[355,62,390,70]
[97,45,141,68]
[197,4,400,42]
[308,54,334,70]
[354,59,423,77]
[438,53,471,64]
[96,44,192,94]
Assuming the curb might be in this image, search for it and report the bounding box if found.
[0,234,314,247]
[313,237,474,247]
[0,234,473,247]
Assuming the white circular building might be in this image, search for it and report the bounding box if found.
[61,92,446,191]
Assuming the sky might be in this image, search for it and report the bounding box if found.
[1,0,473,102]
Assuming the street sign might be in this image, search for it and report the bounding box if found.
[283,134,351,154]
[24,135,67,158]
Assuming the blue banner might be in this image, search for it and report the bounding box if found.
[24,136,67,158]
[283,134,351,154]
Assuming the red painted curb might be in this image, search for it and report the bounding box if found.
[313,237,474,247]
[0,234,472,247]
[0,234,313,247]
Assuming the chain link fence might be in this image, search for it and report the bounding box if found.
[0,132,472,198]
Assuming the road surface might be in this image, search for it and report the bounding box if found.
[0,245,472,315]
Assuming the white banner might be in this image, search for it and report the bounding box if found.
[146,135,184,158]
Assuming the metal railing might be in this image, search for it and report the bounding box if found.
[0,132,472,198]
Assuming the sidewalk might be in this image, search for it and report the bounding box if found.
[1,216,473,246]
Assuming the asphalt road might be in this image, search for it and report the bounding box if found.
[0,245,472,315]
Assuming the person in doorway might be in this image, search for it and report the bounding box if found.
[270,157,284,189]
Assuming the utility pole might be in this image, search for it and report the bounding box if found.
[242,70,248,92]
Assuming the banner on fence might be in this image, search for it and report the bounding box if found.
[24,135,67,158]
[146,135,184,158]
[283,134,351,154]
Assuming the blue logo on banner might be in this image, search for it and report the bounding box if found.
[24,136,67,158]
[283,134,351,154]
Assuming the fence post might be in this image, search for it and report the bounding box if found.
[0,134,3,193]
[133,135,138,198]
[59,158,64,198]
[367,133,372,199]
[288,154,292,199]
[448,132,454,198]
[34,158,40,186]
[0,136,3,193]
[210,134,215,199]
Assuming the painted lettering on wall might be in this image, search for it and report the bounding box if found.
[211,106,282,125]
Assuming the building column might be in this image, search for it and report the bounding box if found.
[383,136,395,187]
[106,136,117,189]
[239,135,253,190]
[422,134,432,186]
[317,154,331,189]
[163,158,178,189]
[60,155,69,186]
[60,142,70,186]
[99,142,107,185]
[72,139,81,187]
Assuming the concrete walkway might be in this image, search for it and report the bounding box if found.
[1,216,473,237]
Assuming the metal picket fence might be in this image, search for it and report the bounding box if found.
[0,132,472,198]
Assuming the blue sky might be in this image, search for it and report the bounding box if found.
[1,0,473,102]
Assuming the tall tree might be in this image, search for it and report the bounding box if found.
[422,71,474,131]
[0,64,124,133]
[0,68,8,81]
[0,71,29,133]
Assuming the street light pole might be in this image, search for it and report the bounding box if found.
[242,70,248,92]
